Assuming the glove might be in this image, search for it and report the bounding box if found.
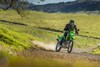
[75,31,79,35]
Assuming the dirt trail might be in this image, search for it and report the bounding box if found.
[32,41,99,53]
[31,41,100,62]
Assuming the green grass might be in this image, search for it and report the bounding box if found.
[8,56,100,67]
[0,27,33,50]
[0,10,100,54]
[0,50,99,67]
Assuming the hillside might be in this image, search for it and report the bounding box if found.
[29,1,100,13]
[0,10,100,54]
[0,10,100,67]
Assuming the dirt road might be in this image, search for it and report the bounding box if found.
[17,41,100,63]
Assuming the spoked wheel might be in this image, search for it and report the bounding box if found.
[55,41,62,52]
[67,40,73,53]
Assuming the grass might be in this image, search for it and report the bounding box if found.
[0,10,100,54]
[8,56,100,67]
[0,50,99,67]
[0,51,99,67]
[0,10,100,67]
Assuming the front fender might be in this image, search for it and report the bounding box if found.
[57,35,63,41]
[69,31,74,40]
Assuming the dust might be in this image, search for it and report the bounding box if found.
[32,41,56,51]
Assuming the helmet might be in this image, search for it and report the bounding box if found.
[69,20,74,26]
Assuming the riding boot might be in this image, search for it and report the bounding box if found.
[60,38,63,45]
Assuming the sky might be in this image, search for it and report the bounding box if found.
[29,0,76,5]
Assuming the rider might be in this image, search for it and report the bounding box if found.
[60,20,79,45]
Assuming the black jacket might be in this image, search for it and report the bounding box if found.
[64,24,78,34]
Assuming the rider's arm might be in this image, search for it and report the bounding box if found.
[64,24,68,31]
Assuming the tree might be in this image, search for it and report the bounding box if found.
[0,0,29,17]
[0,0,44,17]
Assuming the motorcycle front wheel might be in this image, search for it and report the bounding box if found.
[55,41,62,52]
[67,40,73,53]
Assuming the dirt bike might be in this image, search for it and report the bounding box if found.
[55,31,75,53]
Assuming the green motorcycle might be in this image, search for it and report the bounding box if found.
[55,31,74,53]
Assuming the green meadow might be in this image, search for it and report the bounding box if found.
[0,10,100,54]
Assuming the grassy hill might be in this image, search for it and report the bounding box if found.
[0,10,100,54]
[30,1,100,13]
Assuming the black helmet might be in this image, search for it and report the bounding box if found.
[69,20,74,26]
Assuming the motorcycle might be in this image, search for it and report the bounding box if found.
[55,31,75,53]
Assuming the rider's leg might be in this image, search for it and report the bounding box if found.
[64,31,69,39]
[60,38,63,45]
[60,31,68,45]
